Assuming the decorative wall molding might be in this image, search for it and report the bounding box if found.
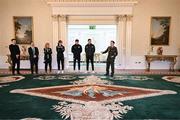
[52,15,59,21]
[58,15,67,21]
[45,0,138,7]
[52,15,67,21]
[117,15,126,22]
[116,15,133,22]
[47,0,137,69]
[46,0,138,2]
[126,15,133,21]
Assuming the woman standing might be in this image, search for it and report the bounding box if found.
[56,40,65,74]
[44,43,52,74]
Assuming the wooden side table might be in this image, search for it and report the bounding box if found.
[6,54,29,70]
[145,55,177,72]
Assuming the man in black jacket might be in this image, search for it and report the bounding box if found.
[28,42,39,74]
[9,39,21,75]
[102,41,118,77]
[71,39,82,71]
[85,39,95,73]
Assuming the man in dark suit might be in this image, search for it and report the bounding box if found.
[9,39,21,75]
[85,39,95,73]
[71,39,82,72]
[28,42,39,74]
[102,41,118,77]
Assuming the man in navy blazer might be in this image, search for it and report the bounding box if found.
[28,42,39,74]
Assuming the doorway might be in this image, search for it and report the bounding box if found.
[67,25,117,67]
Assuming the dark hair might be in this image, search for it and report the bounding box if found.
[58,40,62,43]
[75,39,79,42]
[88,39,91,41]
[111,41,115,44]
[11,39,16,41]
[58,40,62,46]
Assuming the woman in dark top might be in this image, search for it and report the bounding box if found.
[56,40,65,74]
[44,43,52,74]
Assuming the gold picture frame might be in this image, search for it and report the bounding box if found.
[13,16,34,44]
[150,16,171,46]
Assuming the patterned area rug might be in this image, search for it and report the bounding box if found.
[0,76,24,83]
[0,74,180,119]
[162,76,180,83]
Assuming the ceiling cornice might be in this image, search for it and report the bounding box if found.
[45,0,138,7]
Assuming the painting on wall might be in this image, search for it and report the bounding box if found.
[13,16,33,44]
[150,17,171,46]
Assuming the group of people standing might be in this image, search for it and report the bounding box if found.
[9,38,118,77]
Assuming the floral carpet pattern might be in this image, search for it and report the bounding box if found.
[10,76,176,120]
[53,101,133,120]
[110,75,153,81]
[162,76,180,83]
[0,74,180,119]
[0,76,24,83]
[34,75,77,81]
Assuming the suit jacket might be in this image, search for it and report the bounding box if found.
[102,46,118,61]
[9,44,20,60]
[28,47,39,61]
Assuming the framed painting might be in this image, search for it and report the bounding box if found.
[150,17,171,46]
[13,16,33,44]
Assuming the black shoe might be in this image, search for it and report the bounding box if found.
[104,73,109,76]
[110,74,114,77]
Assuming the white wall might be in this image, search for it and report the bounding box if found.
[132,0,180,55]
[0,0,53,69]
[130,0,180,69]
[0,0,179,70]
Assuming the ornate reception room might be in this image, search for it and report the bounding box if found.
[0,0,180,119]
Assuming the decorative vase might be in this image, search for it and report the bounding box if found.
[157,47,163,55]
